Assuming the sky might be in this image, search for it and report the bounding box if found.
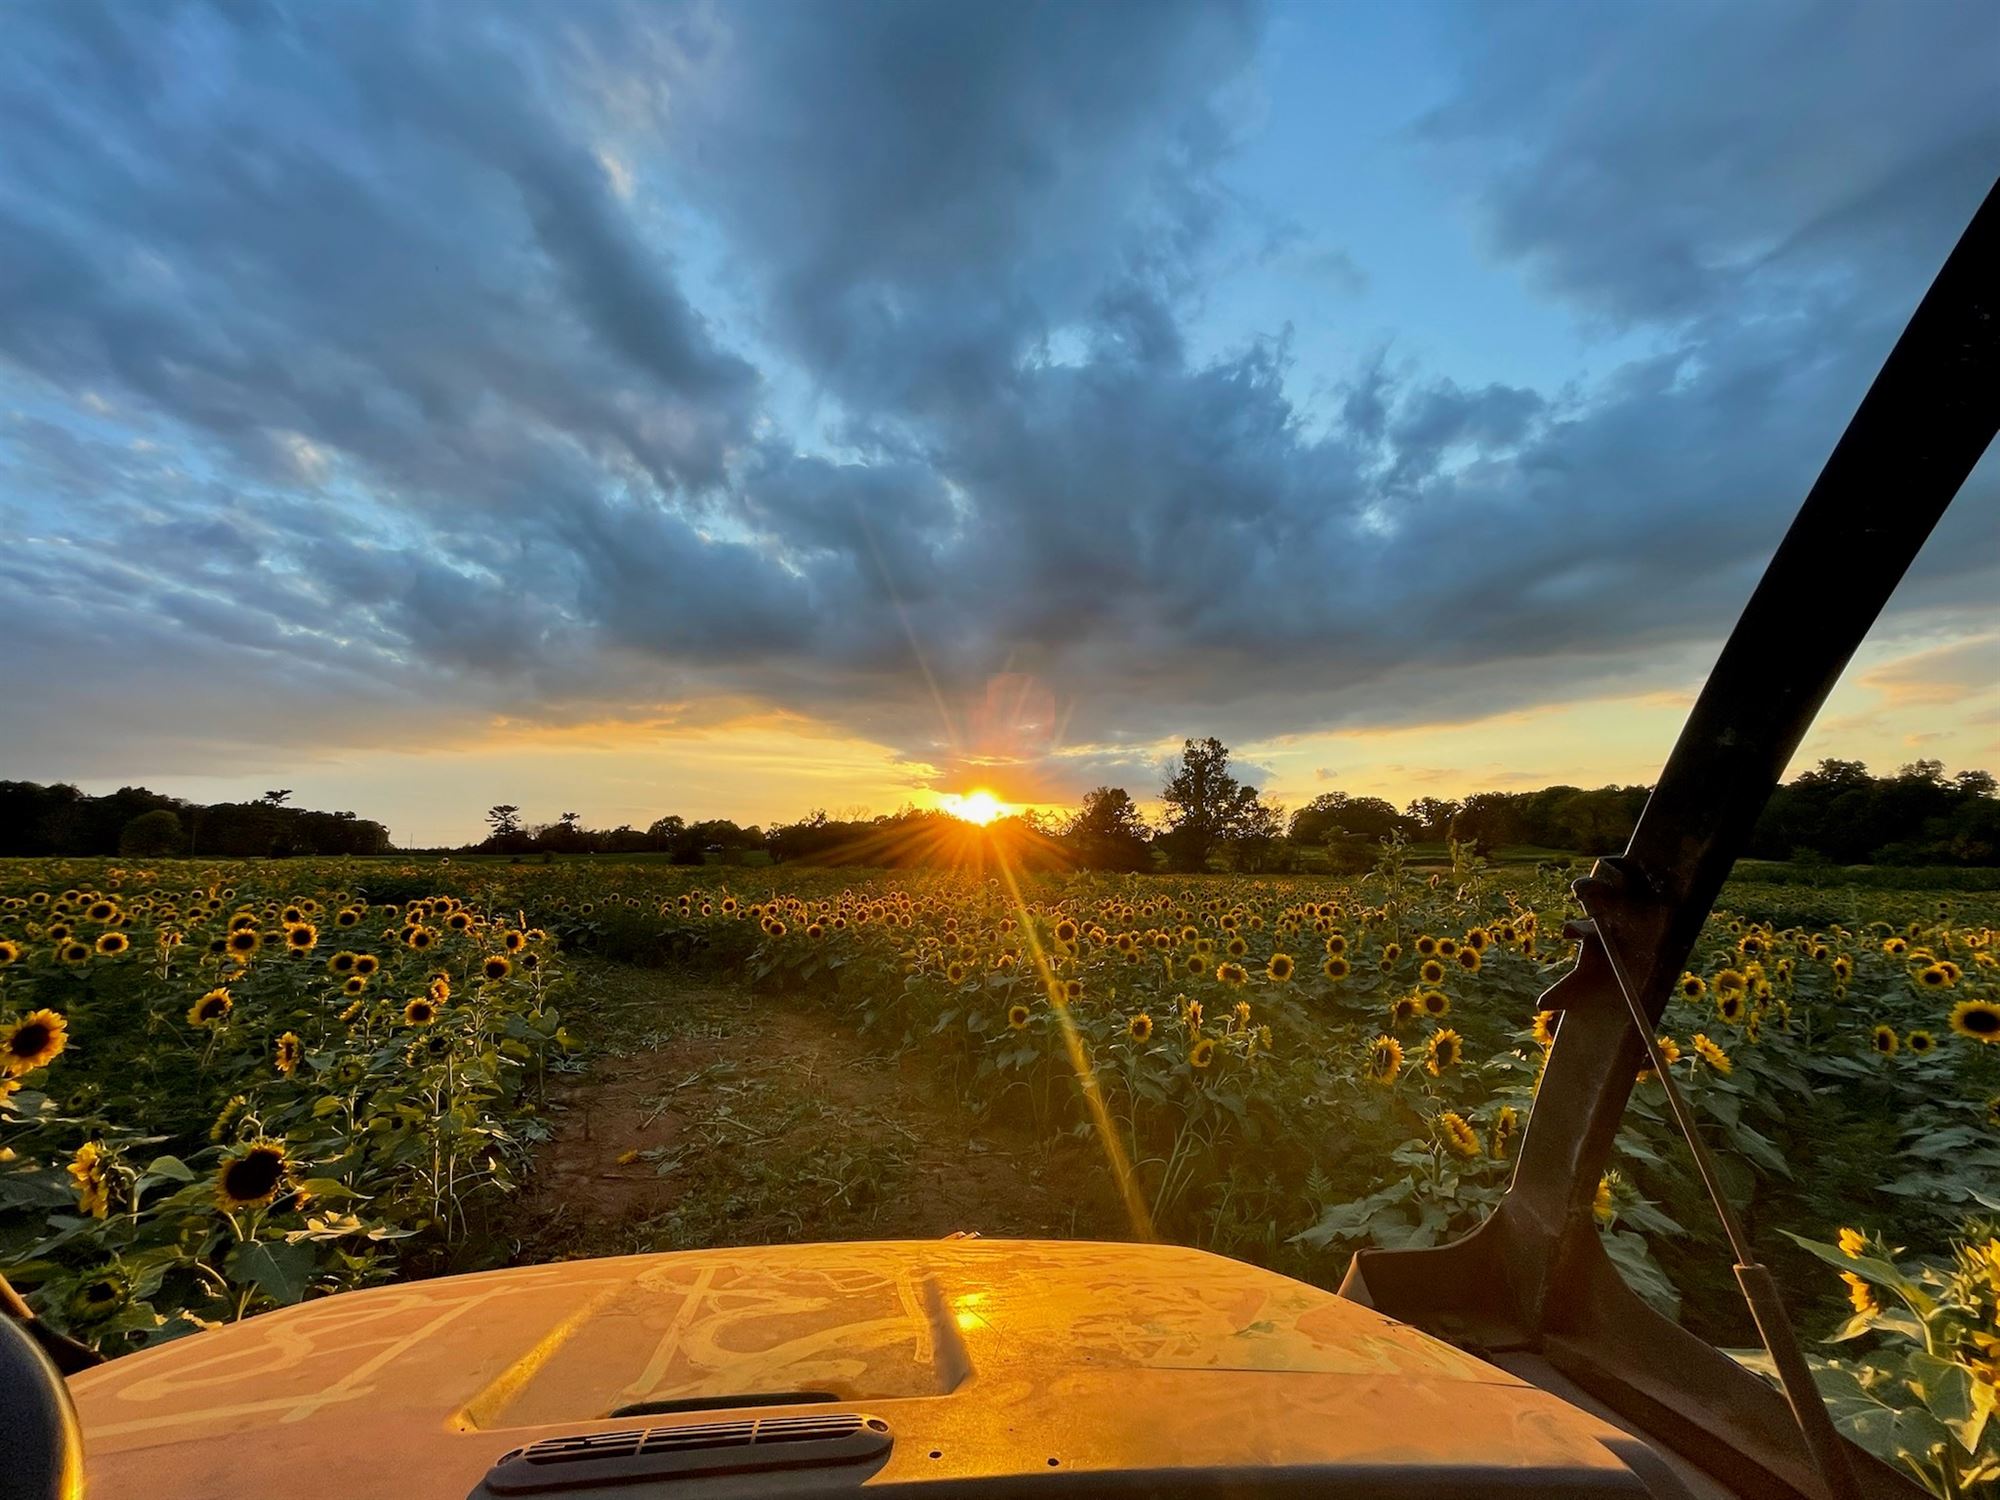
[2,0,1997,846]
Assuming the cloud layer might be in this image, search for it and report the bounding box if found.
[3,0,1996,808]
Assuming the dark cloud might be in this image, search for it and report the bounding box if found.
[1,0,1995,798]
[1415,0,2000,326]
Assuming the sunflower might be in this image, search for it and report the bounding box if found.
[1426,1028,1462,1076]
[1837,1226,1868,1257]
[502,929,526,952]
[1267,953,1295,982]
[83,899,118,923]
[94,930,130,956]
[1389,995,1419,1025]
[334,907,362,928]
[215,1143,291,1210]
[1007,1003,1031,1031]
[1127,1013,1153,1043]
[1489,1104,1520,1157]
[1906,1029,1937,1055]
[1321,955,1350,981]
[1832,955,1853,982]
[1714,968,1746,994]
[481,954,512,981]
[1717,992,1746,1024]
[58,941,91,964]
[1456,947,1482,973]
[1840,1271,1879,1316]
[1439,1111,1481,1159]
[1381,942,1402,964]
[1415,935,1438,957]
[1883,937,1908,956]
[1531,1010,1558,1048]
[1419,959,1446,985]
[1678,973,1706,999]
[1464,928,1490,953]
[1356,1036,1399,1086]
[403,997,438,1026]
[405,927,436,951]
[274,1031,303,1077]
[1870,1023,1899,1056]
[284,923,317,953]
[1419,990,1450,1018]
[0,940,17,966]
[225,927,262,957]
[66,1270,130,1324]
[66,1142,113,1218]
[1216,961,1248,986]
[1325,933,1348,957]
[1226,936,1249,958]
[342,974,369,996]
[352,953,380,976]
[2,1009,68,1074]
[446,911,474,932]
[1691,1032,1732,1075]
[1949,999,2000,1044]
[1189,1036,1217,1069]
[1593,1174,1617,1225]
[187,988,234,1026]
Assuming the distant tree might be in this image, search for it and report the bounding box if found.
[1796,758,1873,789]
[486,805,523,838]
[1405,797,1462,840]
[1230,797,1290,872]
[119,808,186,857]
[1158,737,1263,872]
[1063,787,1153,871]
[1289,792,1411,846]
[262,789,293,806]
[1954,769,1997,797]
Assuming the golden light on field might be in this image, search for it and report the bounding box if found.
[941,789,1008,825]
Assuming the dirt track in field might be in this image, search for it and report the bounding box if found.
[516,966,1128,1261]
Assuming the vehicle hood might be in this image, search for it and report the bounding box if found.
[71,1239,1661,1498]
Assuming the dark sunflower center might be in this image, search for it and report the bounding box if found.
[1965,1008,2000,1036]
[10,1023,51,1057]
[223,1151,284,1201]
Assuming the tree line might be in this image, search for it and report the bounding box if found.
[0,783,392,858]
[4,746,1993,869]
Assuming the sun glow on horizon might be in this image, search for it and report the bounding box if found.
[941,788,1008,825]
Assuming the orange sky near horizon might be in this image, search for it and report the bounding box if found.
[51,627,2000,848]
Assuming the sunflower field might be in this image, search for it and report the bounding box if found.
[3,854,1998,1492]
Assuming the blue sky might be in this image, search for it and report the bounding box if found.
[1,1,1996,843]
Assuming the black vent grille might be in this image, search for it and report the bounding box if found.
[485,1412,889,1494]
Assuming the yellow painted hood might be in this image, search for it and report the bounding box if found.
[71,1239,1658,1498]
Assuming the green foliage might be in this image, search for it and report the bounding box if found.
[0,863,570,1350]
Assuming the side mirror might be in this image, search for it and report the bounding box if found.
[0,1313,84,1500]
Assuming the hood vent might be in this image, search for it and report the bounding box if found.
[483,1412,891,1494]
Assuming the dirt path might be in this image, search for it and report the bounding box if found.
[517,964,1128,1261]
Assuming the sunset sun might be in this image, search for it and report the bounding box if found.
[944,789,1007,826]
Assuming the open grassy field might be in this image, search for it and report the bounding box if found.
[3,856,1997,1489]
